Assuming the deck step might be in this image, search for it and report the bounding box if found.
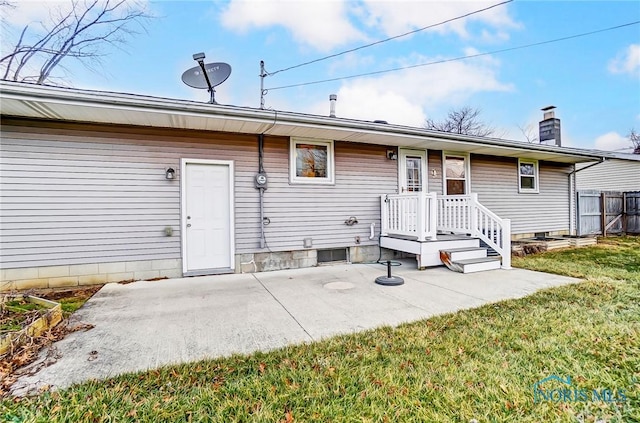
[439,247,487,262]
[381,235,479,268]
[454,257,502,273]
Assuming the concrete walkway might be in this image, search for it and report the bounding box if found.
[12,261,580,394]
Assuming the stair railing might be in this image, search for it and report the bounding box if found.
[437,194,511,269]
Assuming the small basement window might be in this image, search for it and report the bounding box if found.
[317,248,347,263]
[518,159,539,193]
[290,137,335,184]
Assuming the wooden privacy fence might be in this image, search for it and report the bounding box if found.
[576,191,640,236]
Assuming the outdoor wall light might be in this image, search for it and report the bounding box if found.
[165,167,176,180]
[387,150,398,160]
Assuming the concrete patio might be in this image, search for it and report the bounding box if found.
[11,261,580,395]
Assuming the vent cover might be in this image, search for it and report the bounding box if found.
[317,248,347,263]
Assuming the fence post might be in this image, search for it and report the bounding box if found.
[601,192,606,237]
[623,192,627,234]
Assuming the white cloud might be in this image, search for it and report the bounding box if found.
[219,0,366,52]
[1,1,152,27]
[608,44,640,78]
[310,84,426,126]
[219,0,518,52]
[0,1,64,27]
[305,52,513,126]
[360,0,519,40]
[594,131,632,152]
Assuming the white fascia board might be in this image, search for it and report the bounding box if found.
[0,80,607,164]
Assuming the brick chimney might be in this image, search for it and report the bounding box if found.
[539,106,561,147]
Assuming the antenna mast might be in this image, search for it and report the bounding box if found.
[260,60,267,109]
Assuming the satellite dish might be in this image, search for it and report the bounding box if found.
[181,62,232,89]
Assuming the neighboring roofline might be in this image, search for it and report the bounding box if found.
[0,80,627,163]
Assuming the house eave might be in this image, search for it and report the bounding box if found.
[0,80,607,164]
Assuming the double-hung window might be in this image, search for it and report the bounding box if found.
[443,152,470,195]
[290,138,335,184]
[518,159,539,193]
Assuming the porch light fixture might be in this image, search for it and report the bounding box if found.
[387,150,397,160]
[165,167,176,180]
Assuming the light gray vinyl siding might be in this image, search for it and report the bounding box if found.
[470,155,572,235]
[259,139,397,251]
[575,159,640,192]
[0,119,397,269]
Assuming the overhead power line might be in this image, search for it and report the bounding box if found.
[266,20,640,91]
[267,0,513,76]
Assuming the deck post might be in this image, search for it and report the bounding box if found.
[380,195,388,236]
[470,193,479,237]
[417,192,425,240]
[430,192,437,240]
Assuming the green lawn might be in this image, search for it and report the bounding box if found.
[2,237,639,422]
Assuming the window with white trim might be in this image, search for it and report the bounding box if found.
[518,159,539,193]
[443,152,470,195]
[290,138,334,184]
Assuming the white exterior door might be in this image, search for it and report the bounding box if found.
[182,160,234,274]
[399,149,427,193]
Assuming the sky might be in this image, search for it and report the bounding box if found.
[2,0,640,152]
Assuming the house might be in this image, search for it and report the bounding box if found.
[574,153,640,192]
[573,153,640,236]
[0,81,611,290]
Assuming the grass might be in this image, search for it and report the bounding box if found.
[1,237,639,422]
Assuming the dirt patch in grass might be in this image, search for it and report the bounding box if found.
[0,286,101,397]
[36,286,102,315]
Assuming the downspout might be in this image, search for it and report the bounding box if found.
[568,157,606,235]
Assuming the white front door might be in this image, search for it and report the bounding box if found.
[399,149,427,193]
[182,160,234,274]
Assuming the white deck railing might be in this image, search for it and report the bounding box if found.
[380,193,438,241]
[381,193,511,269]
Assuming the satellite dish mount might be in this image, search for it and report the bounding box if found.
[194,52,215,104]
[181,52,232,104]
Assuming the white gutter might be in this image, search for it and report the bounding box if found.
[0,80,610,163]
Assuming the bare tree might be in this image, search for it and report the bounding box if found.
[629,129,640,154]
[517,122,539,143]
[425,106,495,137]
[1,0,151,84]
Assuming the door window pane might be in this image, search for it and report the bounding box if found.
[405,156,422,192]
